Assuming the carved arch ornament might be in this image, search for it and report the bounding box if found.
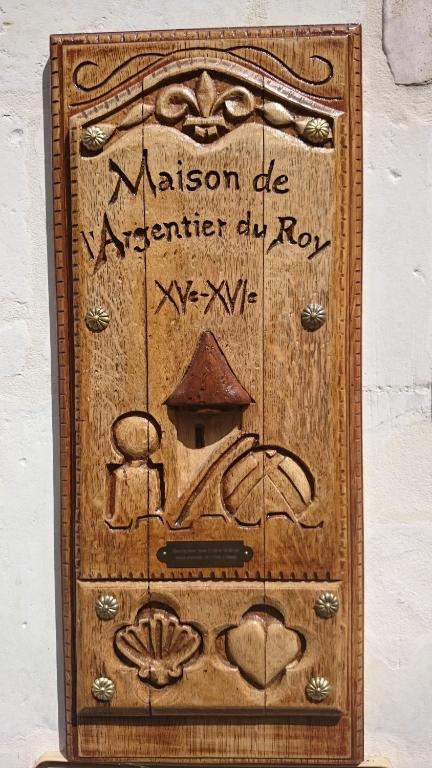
[78,56,342,152]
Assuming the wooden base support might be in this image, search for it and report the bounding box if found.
[34,751,392,768]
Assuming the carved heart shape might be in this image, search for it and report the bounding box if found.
[227,619,267,687]
[226,617,302,688]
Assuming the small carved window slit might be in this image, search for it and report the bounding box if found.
[195,423,205,448]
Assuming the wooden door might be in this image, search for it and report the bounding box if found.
[51,24,363,764]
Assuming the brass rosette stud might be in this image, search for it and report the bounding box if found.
[95,594,119,621]
[85,306,110,332]
[303,117,331,144]
[82,125,107,151]
[314,592,339,619]
[91,676,115,702]
[305,676,332,702]
[301,303,326,331]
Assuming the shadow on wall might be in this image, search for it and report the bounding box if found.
[42,58,66,755]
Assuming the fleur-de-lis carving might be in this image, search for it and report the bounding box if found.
[80,69,333,154]
[155,70,255,140]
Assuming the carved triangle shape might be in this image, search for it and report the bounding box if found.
[165,330,254,412]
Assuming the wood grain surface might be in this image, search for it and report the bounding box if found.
[50,23,363,764]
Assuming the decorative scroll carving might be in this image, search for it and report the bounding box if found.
[72,46,336,105]
[228,46,333,86]
[115,606,202,687]
[106,412,164,529]
[224,606,304,688]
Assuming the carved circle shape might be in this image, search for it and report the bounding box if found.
[305,676,331,702]
[115,608,202,687]
[91,676,115,702]
[112,413,159,460]
[82,124,107,151]
[303,117,330,144]
[85,306,110,332]
[314,592,339,619]
[301,303,326,331]
[95,594,119,621]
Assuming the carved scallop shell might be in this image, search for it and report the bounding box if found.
[305,676,332,702]
[303,117,331,144]
[115,609,201,687]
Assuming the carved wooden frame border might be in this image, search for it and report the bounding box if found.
[50,24,363,763]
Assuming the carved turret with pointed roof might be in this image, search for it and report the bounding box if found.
[165,330,254,413]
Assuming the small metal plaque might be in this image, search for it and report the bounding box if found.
[157,540,253,568]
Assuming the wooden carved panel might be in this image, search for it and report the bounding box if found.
[51,24,362,765]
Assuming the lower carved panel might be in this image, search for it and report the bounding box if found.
[76,581,347,715]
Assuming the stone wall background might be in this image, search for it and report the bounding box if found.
[0,1,431,767]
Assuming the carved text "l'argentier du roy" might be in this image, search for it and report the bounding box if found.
[82,211,330,271]
[80,151,331,270]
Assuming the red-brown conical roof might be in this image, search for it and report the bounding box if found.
[165,330,254,412]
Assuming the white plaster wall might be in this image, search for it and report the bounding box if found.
[0,1,431,767]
